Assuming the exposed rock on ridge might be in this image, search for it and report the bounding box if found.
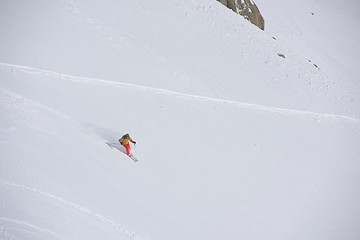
[217,0,265,30]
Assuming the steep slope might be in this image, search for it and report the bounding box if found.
[255,0,360,106]
[1,62,359,240]
[1,0,359,240]
[1,0,358,117]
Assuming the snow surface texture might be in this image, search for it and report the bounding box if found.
[1,0,359,240]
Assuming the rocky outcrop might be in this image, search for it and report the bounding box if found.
[217,0,265,30]
[218,0,237,12]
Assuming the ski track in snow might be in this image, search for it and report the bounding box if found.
[0,62,358,121]
[0,179,144,240]
[0,217,76,240]
[0,86,73,122]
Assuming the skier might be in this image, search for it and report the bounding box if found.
[119,133,136,156]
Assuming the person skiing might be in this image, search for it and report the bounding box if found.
[119,133,136,156]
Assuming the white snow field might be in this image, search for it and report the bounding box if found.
[1,0,359,240]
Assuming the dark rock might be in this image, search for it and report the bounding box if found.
[216,0,265,30]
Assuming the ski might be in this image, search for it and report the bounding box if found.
[105,142,139,162]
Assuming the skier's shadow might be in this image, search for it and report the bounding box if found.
[106,142,128,155]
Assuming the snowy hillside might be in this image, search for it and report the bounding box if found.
[1,0,359,240]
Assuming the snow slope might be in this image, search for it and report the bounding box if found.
[256,0,360,83]
[1,0,359,240]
